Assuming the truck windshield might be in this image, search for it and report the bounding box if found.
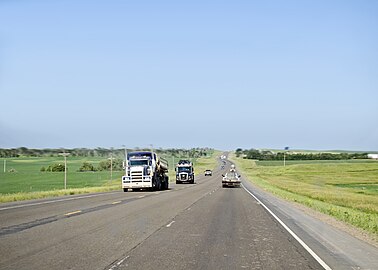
[129,160,149,166]
[178,167,191,173]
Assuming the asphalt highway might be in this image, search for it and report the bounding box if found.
[0,159,377,270]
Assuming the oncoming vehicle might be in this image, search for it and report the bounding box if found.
[122,151,169,191]
[176,160,195,184]
[204,169,212,176]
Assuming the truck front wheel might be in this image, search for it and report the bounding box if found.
[123,188,128,192]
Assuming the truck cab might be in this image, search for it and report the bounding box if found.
[175,160,195,184]
[122,151,169,191]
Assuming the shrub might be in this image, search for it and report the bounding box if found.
[78,162,96,172]
[46,163,66,172]
[97,158,123,171]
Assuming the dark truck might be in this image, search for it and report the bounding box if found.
[175,160,195,184]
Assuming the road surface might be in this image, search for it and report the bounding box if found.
[0,159,377,269]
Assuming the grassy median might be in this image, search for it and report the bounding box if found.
[230,153,378,236]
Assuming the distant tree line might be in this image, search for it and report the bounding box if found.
[0,147,212,158]
[235,148,369,160]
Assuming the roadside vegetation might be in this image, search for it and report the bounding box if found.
[230,152,378,236]
[0,147,215,203]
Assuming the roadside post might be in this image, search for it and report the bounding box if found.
[59,152,70,189]
[108,149,115,182]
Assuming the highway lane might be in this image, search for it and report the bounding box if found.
[0,161,332,270]
[0,167,227,269]
[109,181,323,270]
[0,165,324,270]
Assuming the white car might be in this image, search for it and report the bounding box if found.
[204,169,212,176]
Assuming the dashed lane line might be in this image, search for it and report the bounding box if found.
[0,192,121,211]
[64,210,82,216]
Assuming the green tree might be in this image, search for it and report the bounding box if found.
[78,162,96,172]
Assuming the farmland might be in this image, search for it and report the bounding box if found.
[0,150,219,202]
[230,154,378,236]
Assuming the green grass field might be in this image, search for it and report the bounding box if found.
[256,159,377,166]
[0,151,219,202]
[0,157,123,193]
[230,154,378,236]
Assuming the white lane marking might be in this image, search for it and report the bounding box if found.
[166,221,175,228]
[108,256,129,270]
[0,192,121,211]
[241,183,332,270]
[138,195,145,198]
[112,201,121,205]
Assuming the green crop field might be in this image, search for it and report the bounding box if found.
[0,157,124,202]
[0,150,219,203]
[256,159,377,166]
[230,154,378,236]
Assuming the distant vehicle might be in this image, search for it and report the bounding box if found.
[122,151,169,192]
[204,169,212,176]
[222,169,241,188]
[176,160,195,184]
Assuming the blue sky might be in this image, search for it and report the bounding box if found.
[1,0,377,151]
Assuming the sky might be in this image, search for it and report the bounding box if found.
[0,0,377,151]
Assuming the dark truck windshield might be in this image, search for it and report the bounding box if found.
[129,159,149,166]
[178,167,191,173]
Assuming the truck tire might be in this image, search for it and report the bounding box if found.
[123,188,128,192]
[163,176,169,190]
[154,177,162,191]
[162,180,168,190]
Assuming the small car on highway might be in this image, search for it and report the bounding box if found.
[204,169,212,176]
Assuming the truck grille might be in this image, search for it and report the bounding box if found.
[180,174,187,180]
[131,171,143,181]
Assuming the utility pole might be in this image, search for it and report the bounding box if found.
[3,159,6,173]
[59,152,70,189]
[108,148,114,182]
[122,145,128,175]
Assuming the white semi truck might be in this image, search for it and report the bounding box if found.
[122,151,169,191]
[175,160,194,184]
